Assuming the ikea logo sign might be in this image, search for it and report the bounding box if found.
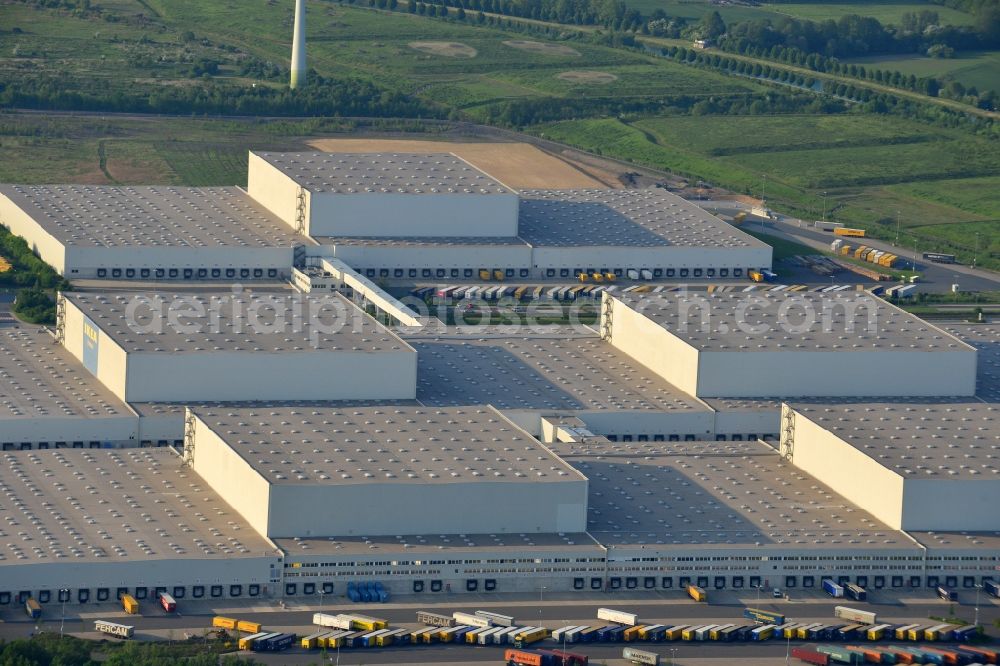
[82,316,99,375]
[83,321,99,343]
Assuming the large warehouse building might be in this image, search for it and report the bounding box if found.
[781,400,1000,531]
[58,291,416,403]
[0,448,279,606]
[0,289,995,604]
[0,185,304,280]
[187,404,588,538]
[602,290,978,398]
[0,150,772,280]
[0,144,996,609]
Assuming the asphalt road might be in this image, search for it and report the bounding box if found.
[698,201,1000,294]
[6,593,997,637]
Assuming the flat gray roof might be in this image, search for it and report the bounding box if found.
[0,185,301,249]
[64,291,411,354]
[614,291,975,352]
[0,328,129,421]
[703,397,784,412]
[253,152,512,195]
[790,400,1000,478]
[908,530,1000,551]
[274,532,602,557]
[0,448,274,565]
[517,189,770,249]
[404,328,706,412]
[192,405,583,486]
[945,323,1000,402]
[553,439,913,551]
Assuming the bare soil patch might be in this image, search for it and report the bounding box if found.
[306,139,613,189]
[556,70,618,84]
[409,41,477,57]
[503,40,580,57]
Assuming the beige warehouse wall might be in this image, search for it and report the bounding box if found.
[577,410,715,439]
[0,191,67,274]
[65,246,295,277]
[1,415,137,445]
[125,350,416,402]
[190,412,272,538]
[61,297,130,401]
[265,477,588,538]
[309,192,519,238]
[326,243,532,270]
[246,152,304,229]
[698,349,977,397]
[783,406,906,529]
[605,295,701,397]
[0,554,277,594]
[530,245,772,272]
[901,479,1000,531]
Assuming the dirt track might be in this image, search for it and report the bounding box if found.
[306,138,618,189]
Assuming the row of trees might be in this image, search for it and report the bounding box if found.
[647,43,997,136]
[383,0,1000,53]
[0,633,261,666]
[0,72,440,118]
[667,40,997,111]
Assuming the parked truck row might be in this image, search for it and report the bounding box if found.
[417,283,677,303]
[831,240,900,270]
[212,616,264,634]
[346,581,389,603]
[213,603,988,657]
[793,642,997,665]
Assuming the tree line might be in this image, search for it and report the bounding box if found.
[0,72,441,119]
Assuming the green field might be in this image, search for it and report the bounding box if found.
[616,0,786,22]
[0,115,368,186]
[761,1,975,26]
[622,0,975,26]
[534,114,1000,268]
[846,51,1000,93]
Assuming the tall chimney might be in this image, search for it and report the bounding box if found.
[290,0,306,89]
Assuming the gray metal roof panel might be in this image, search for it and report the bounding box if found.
[0,185,301,248]
[63,291,411,354]
[191,404,583,486]
[254,152,513,195]
[0,328,129,420]
[517,188,771,249]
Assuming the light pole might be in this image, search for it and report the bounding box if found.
[786,630,791,665]
[822,191,828,222]
[974,232,980,268]
[670,647,677,666]
[539,586,546,617]
[974,583,982,629]
[60,588,68,638]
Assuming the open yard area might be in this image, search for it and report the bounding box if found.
[306,138,617,188]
